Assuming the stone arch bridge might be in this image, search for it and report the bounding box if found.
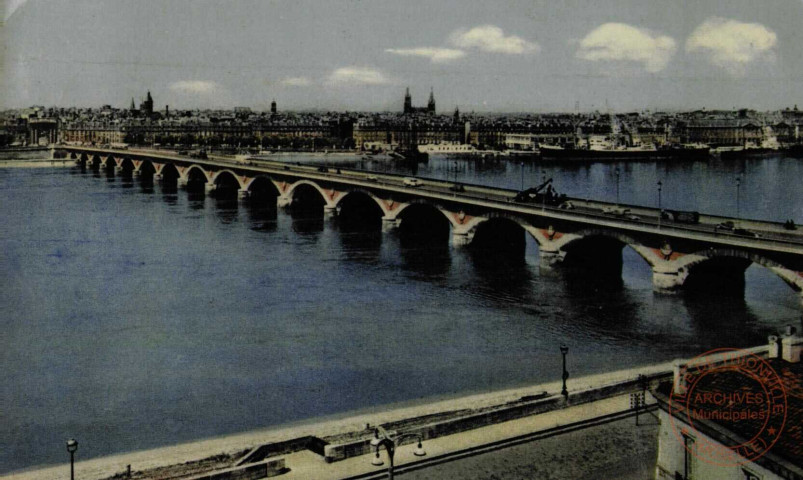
[64,147,803,305]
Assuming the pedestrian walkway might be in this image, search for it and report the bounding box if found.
[275,393,651,479]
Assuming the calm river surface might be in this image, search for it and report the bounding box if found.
[1,155,801,473]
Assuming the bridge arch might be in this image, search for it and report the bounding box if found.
[210,170,243,198]
[557,229,654,274]
[394,199,459,229]
[336,190,386,231]
[211,169,247,190]
[466,215,531,258]
[395,201,452,245]
[119,157,136,173]
[246,175,281,196]
[138,160,157,176]
[184,164,210,182]
[336,189,387,216]
[160,162,180,182]
[673,249,803,295]
[284,180,328,215]
[284,179,331,206]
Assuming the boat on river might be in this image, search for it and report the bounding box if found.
[539,140,709,162]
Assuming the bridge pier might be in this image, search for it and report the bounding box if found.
[114,166,123,174]
[651,268,688,294]
[323,205,338,219]
[177,178,188,189]
[451,232,473,247]
[132,170,141,178]
[238,189,250,202]
[276,195,292,209]
[204,182,217,194]
[381,216,401,233]
[153,173,163,182]
[539,250,565,269]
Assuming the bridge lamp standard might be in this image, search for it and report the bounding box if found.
[66,439,78,480]
[614,168,620,206]
[560,344,570,400]
[657,180,663,230]
[369,426,426,480]
[520,162,524,191]
[736,176,742,224]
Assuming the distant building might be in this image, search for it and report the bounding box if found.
[139,91,154,117]
[271,99,277,115]
[403,87,436,115]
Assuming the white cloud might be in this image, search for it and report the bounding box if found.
[3,0,28,22]
[385,47,466,63]
[686,17,777,75]
[280,76,312,87]
[326,67,390,86]
[576,23,676,73]
[169,80,219,94]
[449,25,539,55]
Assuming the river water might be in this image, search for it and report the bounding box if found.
[1,155,801,473]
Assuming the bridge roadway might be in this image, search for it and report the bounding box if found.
[63,146,803,304]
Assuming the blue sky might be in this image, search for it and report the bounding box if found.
[2,0,802,111]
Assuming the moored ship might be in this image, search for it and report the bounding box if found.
[539,140,709,162]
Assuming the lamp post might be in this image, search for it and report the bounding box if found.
[615,168,620,205]
[455,161,459,185]
[520,162,524,191]
[657,180,663,230]
[736,176,741,223]
[370,426,426,480]
[560,344,569,400]
[66,439,78,480]
[542,170,547,212]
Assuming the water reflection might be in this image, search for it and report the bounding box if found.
[245,202,278,232]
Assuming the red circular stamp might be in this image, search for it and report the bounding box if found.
[668,348,788,467]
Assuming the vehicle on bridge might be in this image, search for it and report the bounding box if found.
[403,177,422,187]
[661,209,700,224]
[514,178,567,206]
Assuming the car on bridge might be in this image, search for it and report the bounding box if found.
[403,178,422,187]
[733,228,761,238]
[602,206,631,217]
[715,221,735,231]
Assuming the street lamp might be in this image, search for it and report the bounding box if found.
[519,162,524,191]
[560,344,570,400]
[657,180,663,230]
[370,426,426,479]
[614,168,620,205]
[736,176,741,224]
[455,161,459,185]
[66,439,78,480]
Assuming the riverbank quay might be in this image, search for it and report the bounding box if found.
[11,350,764,480]
[0,158,72,167]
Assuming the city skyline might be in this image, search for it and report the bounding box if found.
[2,0,802,112]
